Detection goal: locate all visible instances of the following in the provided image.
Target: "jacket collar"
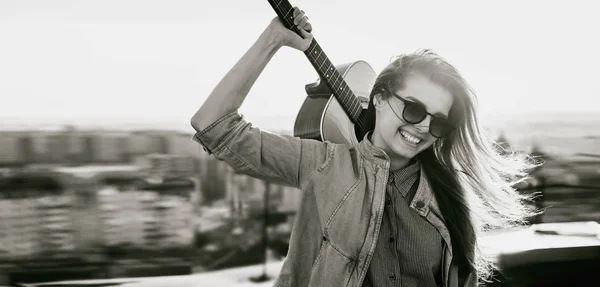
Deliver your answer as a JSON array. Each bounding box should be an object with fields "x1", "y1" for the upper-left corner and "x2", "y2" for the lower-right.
[
  {"x1": 358, "y1": 131, "x2": 443, "y2": 219},
  {"x1": 358, "y1": 131, "x2": 390, "y2": 167}
]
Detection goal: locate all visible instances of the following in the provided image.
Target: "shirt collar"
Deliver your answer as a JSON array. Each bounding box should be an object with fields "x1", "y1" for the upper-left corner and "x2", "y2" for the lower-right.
[{"x1": 389, "y1": 160, "x2": 420, "y2": 197}]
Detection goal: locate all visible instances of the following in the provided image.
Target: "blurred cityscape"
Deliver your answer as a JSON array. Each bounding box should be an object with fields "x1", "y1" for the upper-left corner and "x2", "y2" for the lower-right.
[
  {"x1": 0, "y1": 113, "x2": 598, "y2": 285},
  {"x1": 0, "y1": 125, "x2": 302, "y2": 285}
]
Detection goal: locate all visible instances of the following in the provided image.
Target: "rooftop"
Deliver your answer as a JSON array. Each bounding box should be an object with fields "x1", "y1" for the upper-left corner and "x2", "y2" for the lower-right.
[{"x1": 32, "y1": 260, "x2": 283, "y2": 287}]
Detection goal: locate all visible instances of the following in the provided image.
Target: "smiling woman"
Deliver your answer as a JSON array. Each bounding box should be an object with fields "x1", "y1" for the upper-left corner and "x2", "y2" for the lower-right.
[
  {"x1": 190, "y1": 3, "x2": 540, "y2": 286},
  {"x1": 362, "y1": 50, "x2": 540, "y2": 285}
]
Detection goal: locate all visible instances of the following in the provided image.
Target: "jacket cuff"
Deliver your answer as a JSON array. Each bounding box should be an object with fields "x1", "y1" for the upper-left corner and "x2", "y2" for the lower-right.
[{"x1": 191, "y1": 110, "x2": 242, "y2": 155}]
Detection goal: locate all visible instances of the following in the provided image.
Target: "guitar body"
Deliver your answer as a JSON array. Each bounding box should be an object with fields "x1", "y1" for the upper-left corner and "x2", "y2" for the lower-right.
[
  {"x1": 266, "y1": 0, "x2": 376, "y2": 145},
  {"x1": 293, "y1": 60, "x2": 377, "y2": 146}
]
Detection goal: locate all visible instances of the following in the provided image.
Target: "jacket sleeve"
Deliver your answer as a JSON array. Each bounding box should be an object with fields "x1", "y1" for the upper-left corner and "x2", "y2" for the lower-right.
[{"x1": 191, "y1": 110, "x2": 334, "y2": 188}]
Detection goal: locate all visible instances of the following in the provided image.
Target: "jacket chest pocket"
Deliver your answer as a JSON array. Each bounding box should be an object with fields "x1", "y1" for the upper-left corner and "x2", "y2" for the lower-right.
[
  {"x1": 322, "y1": 179, "x2": 371, "y2": 260},
  {"x1": 309, "y1": 239, "x2": 356, "y2": 287}
]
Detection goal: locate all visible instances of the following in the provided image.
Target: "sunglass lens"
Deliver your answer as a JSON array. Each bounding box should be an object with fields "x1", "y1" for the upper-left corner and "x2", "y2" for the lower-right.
[
  {"x1": 403, "y1": 102, "x2": 427, "y2": 124},
  {"x1": 430, "y1": 118, "x2": 453, "y2": 138}
]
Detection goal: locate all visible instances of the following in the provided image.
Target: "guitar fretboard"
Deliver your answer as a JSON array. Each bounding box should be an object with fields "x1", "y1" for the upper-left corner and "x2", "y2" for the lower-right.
[{"x1": 268, "y1": 0, "x2": 364, "y2": 126}]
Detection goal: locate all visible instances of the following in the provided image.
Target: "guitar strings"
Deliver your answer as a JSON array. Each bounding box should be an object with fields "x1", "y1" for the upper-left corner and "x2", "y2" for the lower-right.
[{"x1": 274, "y1": 0, "x2": 367, "y2": 134}]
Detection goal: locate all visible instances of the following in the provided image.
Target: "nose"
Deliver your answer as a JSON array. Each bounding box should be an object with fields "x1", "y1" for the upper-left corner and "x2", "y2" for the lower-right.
[{"x1": 414, "y1": 115, "x2": 431, "y2": 134}]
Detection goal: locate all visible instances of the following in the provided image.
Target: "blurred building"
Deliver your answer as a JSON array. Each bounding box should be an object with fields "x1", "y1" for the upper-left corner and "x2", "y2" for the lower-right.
[
  {"x1": 224, "y1": 165, "x2": 301, "y2": 220},
  {"x1": 0, "y1": 165, "x2": 197, "y2": 261},
  {"x1": 85, "y1": 167, "x2": 196, "y2": 250},
  {"x1": 0, "y1": 134, "x2": 21, "y2": 165},
  {"x1": 146, "y1": 193, "x2": 194, "y2": 247},
  {"x1": 166, "y1": 132, "x2": 204, "y2": 157},
  {"x1": 30, "y1": 133, "x2": 50, "y2": 163},
  {"x1": 36, "y1": 195, "x2": 76, "y2": 255},
  {"x1": 0, "y1": 172, "x2": 75, "y2": 259},
  {"x1": 189, "y1": 156, "x2": 227, "y2": 206},
  {"x1": 0, "y1": 198, "x2": 39, "y2": 258},
  {"x1": 87, "y1": 132, "x2": 129, "y2": 163},
  {"x1": 136, "y1": 153, "x2": 198, "y2": 179},
  {"x1": 98, "y1": 186, "x2": 146, "y2": 247},
  {"x1": 46, "y1": 133, "x2": 70, "y2": 163},
  {"x1": 0, "y1": 128, "x2": 206, "y2": 167},
  {"x1": 127, "y1": 132, "x2": 168, "y2": 159},
  {"x1": 97, "y1": 186, "x2": 194, "y2": 249}
]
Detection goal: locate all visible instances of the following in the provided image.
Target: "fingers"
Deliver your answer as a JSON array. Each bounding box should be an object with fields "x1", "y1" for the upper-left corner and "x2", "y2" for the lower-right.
[
  {"x1": 293, "y1": 6, "x2": 311, "y2": 32},
  {"x1": 298, "y1": 15, "x2": 309, "y2": 30},
  {"x1": 293, "y1": 6, "x2": 302, "y2": 18},
  {"x1": 303, "y1": 22, "x2": 312, "y2": 33},
  {"x1": 293, "y1": 7, "x2": 306, "y2": 25},
  {"x1": 285, "y1": 6, "x2": 313, "y2": 51}
]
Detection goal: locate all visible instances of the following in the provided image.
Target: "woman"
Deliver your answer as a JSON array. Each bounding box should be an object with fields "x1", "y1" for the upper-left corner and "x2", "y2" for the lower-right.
[{"x1": 191, "y1": 7, "x2": 536, "y2": 287}]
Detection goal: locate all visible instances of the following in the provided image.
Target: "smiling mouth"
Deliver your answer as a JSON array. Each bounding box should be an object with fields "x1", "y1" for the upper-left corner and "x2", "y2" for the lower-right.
[{"x1": 399, "y1": 129, "x2": 422, "y2": 144}]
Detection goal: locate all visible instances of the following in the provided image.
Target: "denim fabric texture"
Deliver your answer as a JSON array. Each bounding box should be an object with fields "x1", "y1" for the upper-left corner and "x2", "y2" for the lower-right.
[{"x1": 192, "y1": 110, "x2": 477, "y2": 287}]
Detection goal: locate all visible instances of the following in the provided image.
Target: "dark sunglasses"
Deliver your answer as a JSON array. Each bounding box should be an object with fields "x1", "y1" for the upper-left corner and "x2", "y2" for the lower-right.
[{"x1": 384, "y1": 90, "x2": 455, "y2": 138}]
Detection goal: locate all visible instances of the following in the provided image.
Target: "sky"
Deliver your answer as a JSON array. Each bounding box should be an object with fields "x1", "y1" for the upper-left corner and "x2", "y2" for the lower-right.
[{"x1": 1, "y1": 0, "x2": 599, "y2": 132}]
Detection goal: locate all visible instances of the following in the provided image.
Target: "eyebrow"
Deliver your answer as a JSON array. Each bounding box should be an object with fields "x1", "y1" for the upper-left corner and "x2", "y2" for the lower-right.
[{"x1": 402, "y1": 95, "x2": 449, "y2": 118}]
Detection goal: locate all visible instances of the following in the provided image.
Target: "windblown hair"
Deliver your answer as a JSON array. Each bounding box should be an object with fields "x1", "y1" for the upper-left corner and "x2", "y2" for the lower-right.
[{"x1": 364, "y1": 49, "x2": 539, "y2": 284}]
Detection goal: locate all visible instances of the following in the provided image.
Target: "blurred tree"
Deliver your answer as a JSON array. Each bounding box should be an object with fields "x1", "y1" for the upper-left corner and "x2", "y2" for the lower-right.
[{"x1": 200, "y1": 158, "x2": 226, "y2": 204}]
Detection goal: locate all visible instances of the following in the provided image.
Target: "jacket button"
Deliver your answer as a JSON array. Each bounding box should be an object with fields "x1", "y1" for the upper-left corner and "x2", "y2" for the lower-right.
[
  {"x1": 386, "y1": 199, "x2": 392, "y2": 206},
  {"x1": 416, "y1": 201, "x2": 425, "y2": 208},
  {"x1": 388, "y1": 236, "x2": 395, "y2": 243},
  {"x1": 389, "y1": 274, "x2": 396, "y2": 281}
]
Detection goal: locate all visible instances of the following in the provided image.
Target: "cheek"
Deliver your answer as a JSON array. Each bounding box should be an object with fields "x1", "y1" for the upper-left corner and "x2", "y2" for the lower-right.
[
  {"x1": 383, "y1": 111, "x2": 407, "y2": 128},
  {"x1": 421, "y1": 137, "x2": 437, "y2": 149},
  {"x1": 380, "y1": 113, "x2": 400, "y2": 132}
]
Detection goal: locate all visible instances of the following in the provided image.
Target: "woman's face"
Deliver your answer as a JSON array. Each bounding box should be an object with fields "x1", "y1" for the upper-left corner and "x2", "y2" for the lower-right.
[{"x1": 371, "y1": 74, "x2": 454, "y2": 162}]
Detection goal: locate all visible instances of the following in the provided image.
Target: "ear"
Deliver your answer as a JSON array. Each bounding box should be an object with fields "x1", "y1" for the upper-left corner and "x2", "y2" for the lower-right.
[{"x1": 372, "y1": 93, "x2": 384, "y2": 110}]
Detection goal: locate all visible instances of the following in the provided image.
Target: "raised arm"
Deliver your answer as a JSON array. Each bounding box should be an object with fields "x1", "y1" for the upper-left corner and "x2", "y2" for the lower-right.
[
  {"x1": 191, "y1": 9, "x2": 312, "y2": 131},
  {"x1": 190, "y1": 8, "x2": 333, "y2": 188}
]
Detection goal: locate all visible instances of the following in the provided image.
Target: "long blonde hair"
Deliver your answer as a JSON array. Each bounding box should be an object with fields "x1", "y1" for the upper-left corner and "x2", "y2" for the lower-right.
[{"x1": 364, "y1": 49, "x2": 538, "y2": 283}]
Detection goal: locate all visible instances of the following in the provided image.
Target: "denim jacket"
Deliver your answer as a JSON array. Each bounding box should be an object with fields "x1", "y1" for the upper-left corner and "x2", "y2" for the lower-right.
[{"x1": 192, "y1": 110, "x2": 477, "y2": 287}]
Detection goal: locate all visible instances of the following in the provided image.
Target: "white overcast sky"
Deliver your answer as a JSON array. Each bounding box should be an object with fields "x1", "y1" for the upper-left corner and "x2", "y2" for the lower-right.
[{"x1": 0, "y1": 0, "x2": 598, "y2": 130}]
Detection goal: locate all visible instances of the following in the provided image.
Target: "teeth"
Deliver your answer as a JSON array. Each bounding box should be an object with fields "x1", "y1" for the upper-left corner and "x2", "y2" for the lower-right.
[{"x1": 400, "y1": 130, "x2": 421, "y2": 144}]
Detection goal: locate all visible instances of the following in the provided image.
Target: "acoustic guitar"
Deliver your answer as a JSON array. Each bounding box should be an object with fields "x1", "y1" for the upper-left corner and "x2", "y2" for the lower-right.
[{"x1": 267, "y1": 0, "x2": 377, "y2": 146}]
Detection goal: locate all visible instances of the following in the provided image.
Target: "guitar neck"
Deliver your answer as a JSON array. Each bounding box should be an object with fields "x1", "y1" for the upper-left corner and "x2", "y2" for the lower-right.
[{"x1": 267, "y1": 0, "x2": 364, "y2": 125}]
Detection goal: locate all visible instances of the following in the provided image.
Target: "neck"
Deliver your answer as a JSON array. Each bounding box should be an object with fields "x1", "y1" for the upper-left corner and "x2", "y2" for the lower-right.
[
  {"x1": 369, "y1": 131, "x2": 412, "y2": 171},
  {"x1": 389, "y1": 156, "x2": 412, "y2": 171}
]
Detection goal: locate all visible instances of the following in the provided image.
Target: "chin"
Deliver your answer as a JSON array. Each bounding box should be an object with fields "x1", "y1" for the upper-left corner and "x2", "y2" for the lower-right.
[{"x1": 387, "y1": 138, "x2": 417, "y2": 160}]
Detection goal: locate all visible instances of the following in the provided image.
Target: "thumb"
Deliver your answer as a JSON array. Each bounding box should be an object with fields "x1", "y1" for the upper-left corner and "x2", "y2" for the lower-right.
[
  {"x1": 299, "y1": 28, "x2": 313, "y2": 47},
  {"x1": 288, "y1": 29, "x2": 313, "y2": 51}
]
